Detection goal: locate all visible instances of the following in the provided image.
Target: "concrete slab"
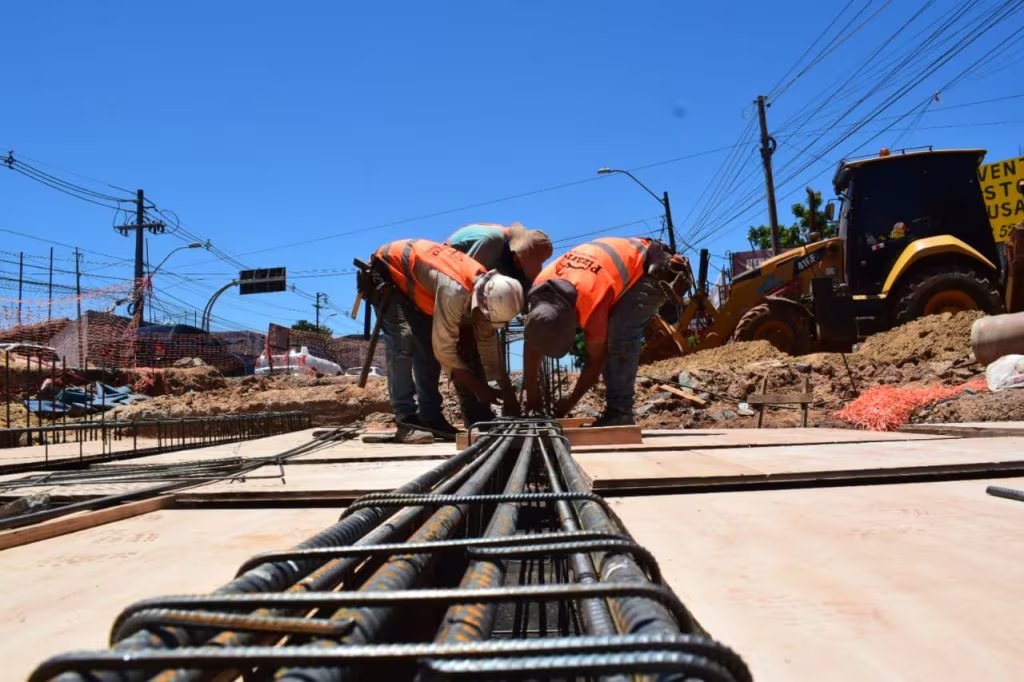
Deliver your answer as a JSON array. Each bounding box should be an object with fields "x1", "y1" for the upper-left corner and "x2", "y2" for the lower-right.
[
  {"x1": 0, "y1": 507, "x2": 342, "y2": 682},
  {"x1": 609, "y1": 477, "x2": 1024, "y2": 681}
]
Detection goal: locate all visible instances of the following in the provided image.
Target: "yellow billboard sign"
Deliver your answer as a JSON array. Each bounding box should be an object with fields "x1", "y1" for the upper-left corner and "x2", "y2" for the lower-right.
[{"x1": 979, "y1": 156, "x2": 1024, "y2": 242}]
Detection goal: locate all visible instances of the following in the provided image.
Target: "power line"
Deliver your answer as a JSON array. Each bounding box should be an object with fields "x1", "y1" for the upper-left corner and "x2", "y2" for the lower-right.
[{"x1": 234, "y1": 143, "x2": 746, "y2": 258}]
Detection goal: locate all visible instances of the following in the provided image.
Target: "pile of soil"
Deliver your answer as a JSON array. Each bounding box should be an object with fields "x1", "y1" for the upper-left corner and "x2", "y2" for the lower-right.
[
  {"x1": 121, "y1": 365, "x2": 227, "y2": 396},
  {"x1": 616, "y1": 311, "x2": 990, "y2": 430},
  {"x1": 855, "y1": 310, "x2": 982, "y2": 364},
  {"x1": 110, "y1": 374, "x2": 394, "y2": 426},
  {"x1": 914, "y1": 388, "x2": 1024, "y2": 423}
]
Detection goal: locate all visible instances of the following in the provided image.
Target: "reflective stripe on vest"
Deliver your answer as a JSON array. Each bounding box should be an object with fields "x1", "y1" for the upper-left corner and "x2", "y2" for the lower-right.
[
  {"x1": 534, "y1": 237, "x2": 650, "y2": 329},
  {"x1": 374, "y1": 239, "x2": 485, "y2": 315}
]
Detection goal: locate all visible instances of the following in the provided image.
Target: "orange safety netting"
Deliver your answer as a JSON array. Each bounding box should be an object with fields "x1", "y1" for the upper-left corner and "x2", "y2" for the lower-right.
[{"x1": 835, "y1": 378, "x2": 987, "y2": 431}]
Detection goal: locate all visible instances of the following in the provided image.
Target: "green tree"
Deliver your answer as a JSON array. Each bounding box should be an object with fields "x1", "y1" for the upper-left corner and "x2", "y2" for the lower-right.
[
  {"x1": 568, "y1": 330, "x2": 587, "y2": 369},
  {"x1": 747, "y1": 189, "x2": 836, "y2": 250},
  {"x1": 292, "y1": 319, "x2": 333, "y2": 336}
]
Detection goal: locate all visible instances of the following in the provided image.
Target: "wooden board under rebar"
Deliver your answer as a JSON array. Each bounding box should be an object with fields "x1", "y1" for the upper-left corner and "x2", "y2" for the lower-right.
[
  {"x1": 608, "y1": 477, "x2": 1024, "y2": 680},
  {"x1": 0, "y1": 507, "x2": 343, "y2": 682}
]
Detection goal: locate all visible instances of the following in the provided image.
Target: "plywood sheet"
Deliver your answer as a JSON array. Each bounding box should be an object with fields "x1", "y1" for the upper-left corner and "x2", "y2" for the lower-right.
[
  {"x1": 578, "y1": 436, "x2": 1024, "y2": 487},
  {"x1": 0, "y1": 507, "x2": 342, "y2": 682},
  {"x1": 610, "y1": 478, "x2": 1024, "y2": 681},
  {"x1": 0, "y1": 436, "x2": 156, "y2": 467},
  {"x1": 90, "y1": 428, "x2": 454, "y2": 466},
  {"x1": 181, "y1": 459, "x2": 439, "y2": 501}
]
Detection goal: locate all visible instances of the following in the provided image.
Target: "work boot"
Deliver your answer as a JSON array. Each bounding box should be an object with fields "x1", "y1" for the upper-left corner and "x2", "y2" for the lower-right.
[
  {"x1": 396, "y1": 414, "x2": 457, "y2": 442},
  {"x1": 591, "y1": 409, "x2": 635, "y2": 427},
  {"x1": 394, "y1": 423, "x2": 434, "y2": 444}
]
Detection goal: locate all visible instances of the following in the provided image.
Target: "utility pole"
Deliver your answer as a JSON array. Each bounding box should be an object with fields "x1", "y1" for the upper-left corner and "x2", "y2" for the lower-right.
[
  {"x1": 17, "y1": 252, "x2": 23, "y2": 326},
  {"x1": 662, "y1": 191, "x2": 678, "y2": 254},
  {"x1": 47, "y1": 247, "x2": 53, "y2": 321},
  {"x1": 74, "y1": 248, "x2": 83, "y2": 366},
  {"x1": 116, "y1": 189, "x2": 165, "y2": 328},
  {"x1": 756, "y1": 95, "x2": 782, "y2": 256},
  {"x1": 314, "y1": 292, "x2": 326, "y2": 330}
]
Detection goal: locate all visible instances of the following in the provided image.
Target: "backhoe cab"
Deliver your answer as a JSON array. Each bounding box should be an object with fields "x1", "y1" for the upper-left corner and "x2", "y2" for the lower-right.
[{"x1": 824, "y1": 148, "x2": 1003, "y2": 339}]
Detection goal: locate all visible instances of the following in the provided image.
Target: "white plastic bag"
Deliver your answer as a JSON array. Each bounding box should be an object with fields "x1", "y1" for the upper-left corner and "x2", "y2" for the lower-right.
[{"x1": 985, "y1": 354, "x2": 1024, "y2": 392}]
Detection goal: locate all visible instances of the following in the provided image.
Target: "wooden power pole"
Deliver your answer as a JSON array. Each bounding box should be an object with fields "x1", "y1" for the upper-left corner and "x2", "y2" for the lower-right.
[
  {"x1": 116, "y1": 189, "x2": 165, "y2": 327},
  {"x1": 756, "y1": 95, "x2": 781, "y2": 255}
]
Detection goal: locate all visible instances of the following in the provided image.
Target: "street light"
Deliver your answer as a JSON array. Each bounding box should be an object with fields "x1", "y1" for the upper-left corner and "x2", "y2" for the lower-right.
[
  {"x1": 597, "y1": 167, "x2": 679, "y2": 254},
  {"x1": 149, "y1": 242, "x2": 204, "y2": 278},
  {"x1": 131, "y1": 242, "x2": 204, "y2": 323}
]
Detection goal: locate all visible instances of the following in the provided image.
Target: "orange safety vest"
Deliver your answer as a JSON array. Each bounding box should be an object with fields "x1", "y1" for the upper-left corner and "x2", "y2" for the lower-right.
[
  {"x1": 374, "y1": 239, "x2": 485, "y2": 315},
  {"x1": 534, "y1": 237, "x2": 650, "y2": 329}
]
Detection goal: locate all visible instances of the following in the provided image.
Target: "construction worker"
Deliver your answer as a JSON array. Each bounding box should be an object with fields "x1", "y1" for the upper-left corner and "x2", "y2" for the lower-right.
[
  {"x1": 447, "y1": 222, "x2": 553, "y2": 291},
  {"x1": 522, "y1": 237, "x2": 690, "y2": 426},
  {"x1": 369, "y1": 239, "x2": 523, "y2": 441}
]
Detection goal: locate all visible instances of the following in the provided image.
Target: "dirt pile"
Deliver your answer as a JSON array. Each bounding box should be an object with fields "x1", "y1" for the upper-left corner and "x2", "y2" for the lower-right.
[
  {"x1": 122, "y1": 365, "x2": 227, "y2": 396},
  {"x1": 110, "y1": 374, "x2": 393, "y2": 426},
  {"x1": 623, "y1": 311, "x2": 991, "y2": 430},
  {"x1": 914, "y1": 387, "x2": 1024, "y2": 423},
  {"x1": 855, "y1": 310, "x2": 982, "y2": 365}
]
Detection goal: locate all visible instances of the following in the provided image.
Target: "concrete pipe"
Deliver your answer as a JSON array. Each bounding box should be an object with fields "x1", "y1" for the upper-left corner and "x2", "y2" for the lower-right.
[{"x1": 971, "y1": 311, "x2": 1024, "y2": 365}]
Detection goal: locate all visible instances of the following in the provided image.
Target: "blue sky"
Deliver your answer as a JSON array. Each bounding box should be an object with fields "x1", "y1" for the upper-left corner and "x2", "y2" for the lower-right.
[{"x1": 2, "y1": 1, "x2": 1022, "y2": 337}]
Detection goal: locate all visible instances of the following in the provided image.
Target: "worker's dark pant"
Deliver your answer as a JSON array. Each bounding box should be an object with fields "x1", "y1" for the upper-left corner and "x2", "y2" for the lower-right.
[
  {"x1": 604, "y1": 275, "x2": 666, "y2": 415},
  {"x1": 455, "y1": 326, "x2": 494, "y2": 428},
  {"x1": 378, "y1": 294, "x2": 443, "y2": 422}
]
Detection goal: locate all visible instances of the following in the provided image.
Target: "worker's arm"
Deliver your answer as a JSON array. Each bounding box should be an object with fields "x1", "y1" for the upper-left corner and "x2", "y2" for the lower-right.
[
  {"x1": 523, "y1": 343, "x2": 544, "y2": 414},
  {"x1": 554, "y1": 339, "x2": 606, "y2": 417},
  {"x1": 472, "y1": 311, "x2": 520, "y2": 415},
  {"x1": 451, "y1": 367, "x2": 500, "y2": 405},
  {"x1": 553, "y1": 299, "x2": 612, "y2": 417}
]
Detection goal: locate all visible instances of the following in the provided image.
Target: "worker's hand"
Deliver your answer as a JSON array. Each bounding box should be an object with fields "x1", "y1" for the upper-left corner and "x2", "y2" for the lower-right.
[{"x1": 553, "y1": 397, "x2": 574, "y2": 418}]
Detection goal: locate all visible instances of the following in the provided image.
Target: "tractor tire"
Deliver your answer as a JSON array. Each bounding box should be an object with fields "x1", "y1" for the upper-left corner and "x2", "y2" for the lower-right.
[
  {"x1": 892, "y1": 265, "x2": 1004, "y2": 326},
  {"x1": 733, "y1": 301, "x2": 812, "y2": 355}
]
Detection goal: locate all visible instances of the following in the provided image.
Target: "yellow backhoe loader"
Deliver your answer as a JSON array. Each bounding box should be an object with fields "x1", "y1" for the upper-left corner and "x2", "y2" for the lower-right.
[{"x1": 643, "y1": 148, "x2": 1020, "y2": 362}]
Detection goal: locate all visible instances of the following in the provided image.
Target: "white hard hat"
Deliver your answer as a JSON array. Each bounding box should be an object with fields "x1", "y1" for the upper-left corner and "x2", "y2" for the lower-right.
[{"x1": 472, "y1": 270, "x2": 524, "y2": 326}]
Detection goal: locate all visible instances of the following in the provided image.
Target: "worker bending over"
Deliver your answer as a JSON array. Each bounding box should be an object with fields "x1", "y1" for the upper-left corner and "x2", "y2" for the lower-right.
[
  {"x1": 447, "y1": 222, "x2": 553, "y2": 291},
  {"x1": 369, "y1": 239, "x2": 523, "y2": 441},
  {"x1": 523, "y1": 237, "x2": 690, "y2": 426}
]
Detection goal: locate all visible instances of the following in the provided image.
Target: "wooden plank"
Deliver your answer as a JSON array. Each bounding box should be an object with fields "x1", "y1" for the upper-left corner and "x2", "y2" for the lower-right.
[
  {"x1": 609, "y1": 478, "x2": 1024, "y2": 680},
  {"x1": 658, "y1": 384, "x2": 707, "y2": 406},
  {"x1": 558, "y1": 417, "x2": 595, "y2": 428},
  {"x1": 0, "y1": 496, "x2": 172, "y2": 551},
  {"x1": 563, "y1": 425, "x2": 643, "y2": 446},
  {"x1": 747, "y1": 392, "x2": 813, "y2": 405}
]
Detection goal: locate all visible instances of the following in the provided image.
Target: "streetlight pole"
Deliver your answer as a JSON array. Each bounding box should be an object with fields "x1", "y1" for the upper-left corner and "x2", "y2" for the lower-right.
[
  {"x1": 128, "y1": 242, "x2": 203, "y2": 322},
  {"x1": 597, "y1": 168, "x2": 679, "y2": 254}
]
